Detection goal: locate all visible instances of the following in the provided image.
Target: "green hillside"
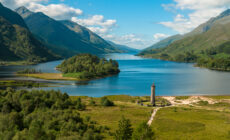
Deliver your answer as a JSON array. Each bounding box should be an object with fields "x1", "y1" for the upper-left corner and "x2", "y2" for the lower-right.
[
  {"x1": 60, "y1": 20, "x2": 122, "y2": 53},
  {"x1": 144, "y1": 34, "x2": 182, "y2": 50},
  {"x1": 139, "y1": 9, "x2": 230, "y2": 71},
  {"x1": 16, "y1": 7, "x2": 121, "y2": 57},
  {"x1": 0, "y1": 4, "x2": 59, "y2": 63}
]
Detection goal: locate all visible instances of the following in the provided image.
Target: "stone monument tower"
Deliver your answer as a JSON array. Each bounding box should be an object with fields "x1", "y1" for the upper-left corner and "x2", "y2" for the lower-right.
[{"x1": 151, "y1": 83, "x2": 156, "y2": 106}]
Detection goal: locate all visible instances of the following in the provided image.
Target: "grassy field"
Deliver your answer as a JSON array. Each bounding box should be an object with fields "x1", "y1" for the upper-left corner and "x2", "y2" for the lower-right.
[
  {"x1": 152, "y1": 107, "x2": 230, "y2": 140},
  {"x1": 71, "y1": 95, "x2": 154, "y2": 139},
  {"x1": 18, "y1": 73, "x2": 78, "y2": 80},
  {"x1": 69, "y1": 95, "x2": 230, "y2": 140}
]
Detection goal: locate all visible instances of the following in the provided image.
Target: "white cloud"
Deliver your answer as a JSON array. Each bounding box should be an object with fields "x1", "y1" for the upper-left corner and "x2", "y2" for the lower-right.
[
  {"x1": 71, "y1": 15, "x2": 116, "y2": 35},
  {"x1": 160, "y1": 0, "x2": 230, "y2": 34},
  {"x1": 28, "y1": 3, "x2": 82, "y2": 20},
  {"x1": 0, "y1": 0, "x2": 82, "y2": 20},
  {"x1": 105, "y1": 34, "x2": 154, "y2": 49}
]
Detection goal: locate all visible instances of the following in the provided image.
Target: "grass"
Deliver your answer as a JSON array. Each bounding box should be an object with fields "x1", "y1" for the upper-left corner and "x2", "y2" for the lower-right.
[
  {"x1": 0, "y1": 80, "x2": 49, "y2": 88},
  {"x1": 206, "y1": 96, "x2": 230, "y2": 100},
  {"x1": 70, "y1": 95, "x2": 153, "y2": 139},
  {"x1": 63, "y1": 72, "x2": 83, "y2": 79},
  {"x1": 18, "y1": 73, "x2": 78, "y2": 81},
  {"x1": 70, "y1": 95, "x2": 230, "y2": 139},
  {"x1": 175, "y1": 96, "x2": 190, "y2": 100},
  {"x1": 152, "y1": 107, "x2": 230, "y2": 140},
  {"x1": 0, "y1": 61, "x2": 37, "y2": 66}
]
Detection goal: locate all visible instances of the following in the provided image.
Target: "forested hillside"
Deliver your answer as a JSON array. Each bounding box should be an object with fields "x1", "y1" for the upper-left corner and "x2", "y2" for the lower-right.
[
  {"x1": 16, "y1": 7, "x2": 121, "y2": 57},
  {"x1": 0, "y1": 3, "x2": 59, "y2": 63}
]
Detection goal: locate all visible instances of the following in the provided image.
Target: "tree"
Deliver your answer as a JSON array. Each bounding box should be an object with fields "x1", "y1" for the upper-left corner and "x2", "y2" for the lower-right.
[
  {"x1": 114, "y1": 116, "x2": 133, "y2": 140},
  {"x1": 100, "y1": 97, "x2": 114, "y2": 106},
  {"x1": 132, "y1": 122, "x2": 155, "y2": 140}
]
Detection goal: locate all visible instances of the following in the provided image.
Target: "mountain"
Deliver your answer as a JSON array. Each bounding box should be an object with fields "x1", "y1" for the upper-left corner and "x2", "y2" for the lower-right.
[
  {"x1": 139, "y1": 9, "x2": 230, "y2": 71},
  {"x1": 0, "y1": 3, "x2": 27, "y2": 29},
  {"x1": 16, "y1": 7, "x2": 121, "y2": 57},
  {"x1": 142, "y1": 9, "x2": 230, "y2": 52},
  {"x1": 0, "y1": 3, "x2": 58, "y2": 63},
  {"x1": 144, "y1": 34, "x2": 182, "y2": 50},
  {"x1": 107, "y1": 40, "x2": 139, "y2": 53},
  {"x1": 60, "y1": 20, "x2": 122, "y2": 53}
]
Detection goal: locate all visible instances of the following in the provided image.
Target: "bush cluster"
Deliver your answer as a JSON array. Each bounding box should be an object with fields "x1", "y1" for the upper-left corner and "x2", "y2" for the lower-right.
[
  {"x1": 0, "y1": 88, "x2": 104, "y2": 140},
  {"x1": 57, "y1": 54, "x2": 120, "y2": 79}
]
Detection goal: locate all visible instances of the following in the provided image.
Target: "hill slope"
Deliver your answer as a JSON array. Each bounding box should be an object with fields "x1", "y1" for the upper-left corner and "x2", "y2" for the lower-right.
[
  {"x1": 143, "y1": 34, "x2": 183, "y2": 51},
  {"x1": 60, "y1": 20, "x2": 121, "y2": 53},
  {"x1": 0, "y1": 3, "x2": 27, "y2": 29},
  {"x1": 0, "y1": 3, "x2": 58, "y2": 63},
  {"x1": 16, "y1": 7, "x2": 121, "y2": 57},
  {"x1": 139, "y1": 9, "x2": 230, "y2": 71},
  {"x1": 107, "y1": 40, "x2": 139, "y2": 53}
]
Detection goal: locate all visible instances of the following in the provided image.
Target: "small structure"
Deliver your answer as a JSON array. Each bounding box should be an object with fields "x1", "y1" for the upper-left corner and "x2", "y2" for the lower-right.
[{"x1": 151, "y1": 83, "x2": 156, "y2": 106}]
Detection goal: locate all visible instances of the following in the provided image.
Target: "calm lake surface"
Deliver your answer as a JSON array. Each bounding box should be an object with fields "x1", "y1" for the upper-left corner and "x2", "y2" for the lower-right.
[{"x1": 0, "y1": 53, "x2": 230, "y2": 97}]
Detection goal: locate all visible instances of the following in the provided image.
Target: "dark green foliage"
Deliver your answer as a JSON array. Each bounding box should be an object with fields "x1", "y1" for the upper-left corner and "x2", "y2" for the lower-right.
[
  {"x1": 89, "y1": 98, "x2": 96, "y2": 106},
  {"x1": 114, "y1": 116, "x2": 133, "y2": 140},
  {"x1": 57, "y1": 54, "x2": 120, "y2": 80},
  {"x1": 17, "y1": 68, "x2": 42, "y2": 74},
  {"x1": 174, "y1": 51, "x2": 198, "y2": 63},
  {"x1": 0, "y1": 88, "x2": 104, "y2": 139},
  {"x1": 0, "y1": 3, "x2": 59, "y2": 63},
  {"x1": 132, "y1": 122, "x2": 155, "y2": 140},
  {"x1": 75, "y1": 98, "x2": 86, "y2": 110},
  {"x1": 100, "y1": 97, "x2": 114, "y2": 107}
]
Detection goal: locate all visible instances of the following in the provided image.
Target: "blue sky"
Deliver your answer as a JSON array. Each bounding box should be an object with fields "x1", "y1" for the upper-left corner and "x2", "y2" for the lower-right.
[{"x1": 1, "y1": 0, "x2": 230, "y2": 49}]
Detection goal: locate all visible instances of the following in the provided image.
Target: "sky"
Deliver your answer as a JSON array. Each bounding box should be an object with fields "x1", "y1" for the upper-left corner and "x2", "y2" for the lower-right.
[{"x1": 1, "y1": 0, "x2": 230, "y2": 49}]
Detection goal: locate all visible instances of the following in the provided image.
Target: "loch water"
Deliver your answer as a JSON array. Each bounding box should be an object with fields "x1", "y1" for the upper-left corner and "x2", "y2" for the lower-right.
[{"x1": 0, "y1": 53, "x2": 230, "y2": 97}]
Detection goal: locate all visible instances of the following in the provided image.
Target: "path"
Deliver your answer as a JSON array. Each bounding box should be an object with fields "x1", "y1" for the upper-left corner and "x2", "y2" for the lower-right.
[{"x1": 147, "y1": 107, "x2": 160, "y2": 126}]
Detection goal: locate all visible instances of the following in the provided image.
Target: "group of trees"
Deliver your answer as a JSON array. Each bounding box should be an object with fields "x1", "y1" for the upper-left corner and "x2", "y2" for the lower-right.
[
  {"x1": 114, "y1": 116, "x2": 155, "y2": 140},
  {"x1": 0, "y1": 88, "x2": 104, "y2": 139},
  {"x1": 197, "y1": 56, "x2": 230, "y2": 71},
  {"x1": 57, "y1": 54, "x2": 120, "y2": 79},
  {"x1": 0, "y1": 88, "x2": 156, "y2": 139}
]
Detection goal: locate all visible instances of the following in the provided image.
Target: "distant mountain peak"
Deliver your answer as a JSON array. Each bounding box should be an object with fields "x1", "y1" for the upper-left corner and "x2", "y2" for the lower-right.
[{"x1": 15, "y1": 6, "x2": 33, "y2": 18}]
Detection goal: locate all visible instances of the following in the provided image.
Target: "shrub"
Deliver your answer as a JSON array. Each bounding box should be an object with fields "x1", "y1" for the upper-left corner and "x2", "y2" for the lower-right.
[
  {"x1": 114, "y1": 116, "x2": 133, "y2": 140},
  {"x1": 100, "y1": 97, "x2": 114, "y2": 106}
]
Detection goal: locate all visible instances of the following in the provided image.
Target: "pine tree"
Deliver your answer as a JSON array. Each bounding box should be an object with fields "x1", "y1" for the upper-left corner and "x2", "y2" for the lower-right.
[{"x1": 114, "y1": 116, "x2": 133, "y2": 140}]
